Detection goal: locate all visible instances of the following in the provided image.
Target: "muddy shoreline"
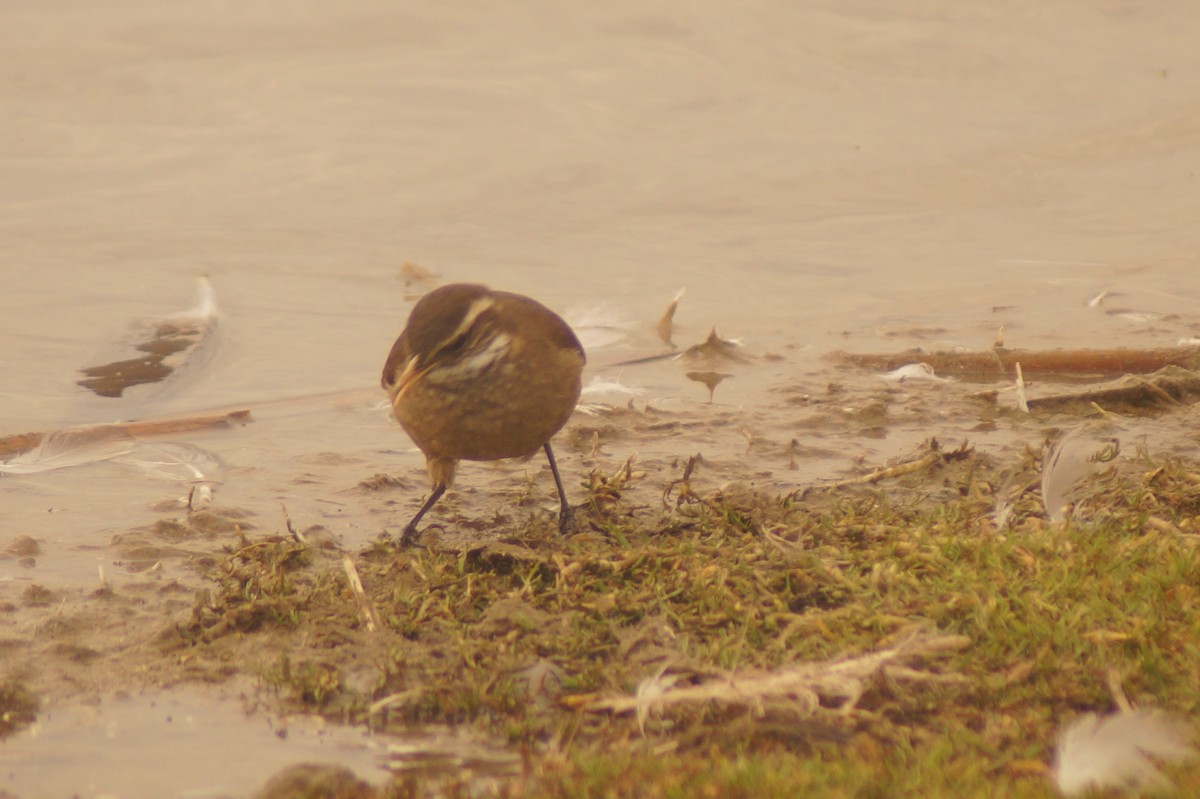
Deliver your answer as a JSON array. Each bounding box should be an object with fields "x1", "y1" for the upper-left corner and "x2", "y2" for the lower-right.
[{"x1": 4, "y1": 348, "x2": 1200, "y2": 796}]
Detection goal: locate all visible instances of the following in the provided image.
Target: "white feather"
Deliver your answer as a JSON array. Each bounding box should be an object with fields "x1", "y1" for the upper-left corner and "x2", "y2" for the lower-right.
[
  {"x1": 0, "y1": 428, "x2": 222, "y2": 486},
  {"x1": 566, "y1": 303, "x2": 636, "y2": 351},
  {"x1": 1052, "y1": 710, "x2": 1197, "y2": 796},
  {"x1": 1042, "y1": 427, "x2": 1120, "y2": 522},
  {"x1": 581, "y1": 375, "x2": 643, "y2": 397},
  {"x1": 1014, "y1": 362, "x2": 1029, "y2": 413},
  {"x1": 168, "y1": 275, "x2": 219, "y2": 321},
  {"x1": 0, "y1": 426, "x2": 135, "y2": 475},
  {"x1": 880, "y1": 363, "x2": 945, "y2": 382},
  {"x1": 112, "y1": 442, "x2": 223, "y2": 483},
  {"x1": 634, "y1": 668, "x2": 682, "y2": 736}
]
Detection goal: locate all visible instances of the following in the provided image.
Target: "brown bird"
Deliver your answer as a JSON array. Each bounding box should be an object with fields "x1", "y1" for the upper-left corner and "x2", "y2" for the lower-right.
[{"x1": 381, "y1": 283, "x2": 586, "y2": 544}]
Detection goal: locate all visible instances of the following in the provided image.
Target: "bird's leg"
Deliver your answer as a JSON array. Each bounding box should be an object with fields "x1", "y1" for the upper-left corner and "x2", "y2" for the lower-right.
[
  {"x1": 543, "y1": 442, "x2": 573, "y2": 534},
  {"x1": 400, "y1": 483, "x2": 446, "y2": 546}
]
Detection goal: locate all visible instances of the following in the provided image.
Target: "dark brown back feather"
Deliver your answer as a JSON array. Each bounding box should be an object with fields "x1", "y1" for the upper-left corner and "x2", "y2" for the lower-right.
[
  {"x1": 493, "y1": 290, "x2": 586, "y2": 363},
  {"x1": 380, "y1": 330, "x2": 411, "y2": 389}
]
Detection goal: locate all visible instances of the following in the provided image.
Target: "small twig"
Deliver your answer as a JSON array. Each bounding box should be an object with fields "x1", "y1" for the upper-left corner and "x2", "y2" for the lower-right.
[
  {"x1": 1106, "y1": 668, "x2": 1133, "y2": 714},
  {"x1": 281, "y1": 504, "x2": 304, "y2": 543},
  {"x1": 1132, "y1": 375, "x2": 1181, "y2": 406},
  {"x1": 369, "y1": 688, "x2": 425, "y2": 716},
  {"x1": 822, "y1": 451, "x2": 941, "y2": 490},
  {"x1": 342, "y1": 554, "x2": 382, "y2": 633},
  {"x1": 663, "y1": 454, "x2": 704, "y2": 508}
]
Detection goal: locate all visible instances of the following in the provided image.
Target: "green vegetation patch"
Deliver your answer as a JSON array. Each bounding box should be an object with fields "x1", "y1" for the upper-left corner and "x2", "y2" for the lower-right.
[{"x1": 181, "y1": 444, "x2": 1200, "y2": 797}]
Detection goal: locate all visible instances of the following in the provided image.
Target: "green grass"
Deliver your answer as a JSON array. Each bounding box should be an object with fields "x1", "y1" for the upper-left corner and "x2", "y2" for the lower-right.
[{"x1": 184, "y1": 446, "x2": 1200, "y2": 797}]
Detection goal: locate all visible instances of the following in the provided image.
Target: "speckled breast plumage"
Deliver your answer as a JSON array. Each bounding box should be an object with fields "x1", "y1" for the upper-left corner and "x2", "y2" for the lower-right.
[
  {"x1": 393, "y1": 331, "x2": 582, "y2": 462},
  {"x1": 382, "y1": 284, "x2": 585, "y2": 466}
]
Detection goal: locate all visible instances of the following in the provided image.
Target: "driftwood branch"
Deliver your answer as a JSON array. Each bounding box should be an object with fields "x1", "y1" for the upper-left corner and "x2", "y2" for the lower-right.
[
  {"x1": 0, "y1": 409, "x2": 251, "y2": 460},
  {"x1": 832, "y1": 346, "x2": 1200, "y2": 382}
]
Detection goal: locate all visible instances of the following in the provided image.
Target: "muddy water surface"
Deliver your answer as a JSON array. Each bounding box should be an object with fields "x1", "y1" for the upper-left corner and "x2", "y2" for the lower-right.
[{"x1": 2, "y1": 1, "x2": 1200, "y2": 796}]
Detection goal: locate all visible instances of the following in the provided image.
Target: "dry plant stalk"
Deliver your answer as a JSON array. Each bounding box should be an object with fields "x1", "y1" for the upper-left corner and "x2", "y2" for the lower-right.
[
  {"x1": 662, "y1": 453, "x2": 704, "y2": 508},
  {"x1": 1014, "y1": 362, "x2": 1029, "y2": 413},
  {"x1": 823, "y1": 451, "x2": 942, "y2": 489},
  {"x1": 810, "y1": 439, "x2": 974, "y2": 492},
  {"x1": 587, "y1": 628, "x2": 969, "y2": 722},
  {"x1": 342, "y1": 554, "x2": 382, "y2": 633}
]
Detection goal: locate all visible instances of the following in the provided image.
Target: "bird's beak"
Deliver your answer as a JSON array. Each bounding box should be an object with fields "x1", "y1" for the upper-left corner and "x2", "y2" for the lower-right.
[{"x1": 393, "y1": 357, "x2": 423, "y2": 400}]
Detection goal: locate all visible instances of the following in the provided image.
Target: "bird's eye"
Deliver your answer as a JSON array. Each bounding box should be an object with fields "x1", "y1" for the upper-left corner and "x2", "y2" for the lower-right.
[
  {"x1": 433, "y1": 321, "x2": 487, "y2": 362},
  {"x1": 429, "y1": 333, "x2": 462, "y2": 360}
]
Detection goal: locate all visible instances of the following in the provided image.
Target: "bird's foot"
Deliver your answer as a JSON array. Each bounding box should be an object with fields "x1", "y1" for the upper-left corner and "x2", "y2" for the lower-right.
[
  {"x1": 557, "y1": 504, "x2": 577, "y2": 535},
  {"x1": 397, "y1": 523, "x2": 425, "y2": 548}
]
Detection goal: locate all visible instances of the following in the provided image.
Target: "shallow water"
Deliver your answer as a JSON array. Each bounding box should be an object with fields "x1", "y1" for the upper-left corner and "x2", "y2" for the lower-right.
[
  {"x1": 1, "y1": 685, "x2": 392, "y2": 798},
  {"x1": 2, "y1": 1, "x2": 1200, "y2": 794}
]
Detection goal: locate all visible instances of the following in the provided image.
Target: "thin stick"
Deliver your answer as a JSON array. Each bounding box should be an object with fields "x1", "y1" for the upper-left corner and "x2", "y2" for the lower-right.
[
  {"x1": 0, "y1": 409, "x2": 251, "y2": 459},
  {"x1": 1106, "y1": 668, "x2": 1133, "y2": 713},
  {"x1": 1014, "y1": 362, "x2": 1029, "y2": 413},
  {"x1": 342, "y1": 554, "x2": 382, "y2": 633},
  {"x1": 822, "y1": 451, "x2": 941, "y2": 490}
]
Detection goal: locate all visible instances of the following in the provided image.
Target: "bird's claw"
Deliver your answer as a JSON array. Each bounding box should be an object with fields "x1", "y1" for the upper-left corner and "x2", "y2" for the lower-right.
[
  {"x1": 557, "y1": 504, "x2": 577, "y2": 535},
  {"x1": 397, "y1": 525, "x2": 426, "y2": 549}
]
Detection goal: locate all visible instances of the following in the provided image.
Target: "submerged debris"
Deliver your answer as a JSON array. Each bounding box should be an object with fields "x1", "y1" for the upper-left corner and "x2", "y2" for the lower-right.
[
  {"x1": 682, "y1": 327, "x2": 751, "y2": 363},
  {"x1": 77, "y1": 276, "x2": 219, "y2": 398},
  {"x1": 685, "y1": 370, "x2": 732, "y2": 403},
  {"x1": 253, "y1": 764, "x2": 375, "y2": 799},
  {"x1": 0, "y1": 679, "x2": 39, "y2": 739}
]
